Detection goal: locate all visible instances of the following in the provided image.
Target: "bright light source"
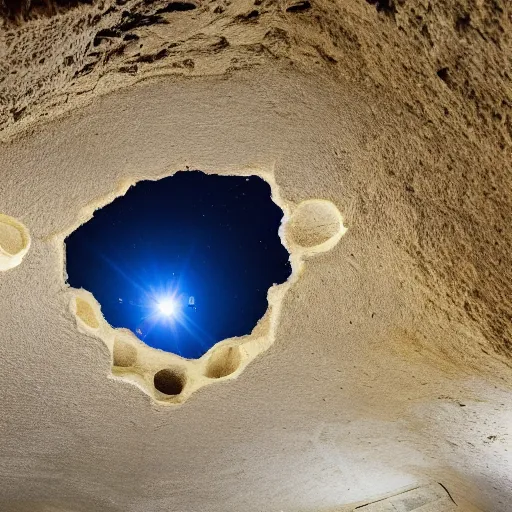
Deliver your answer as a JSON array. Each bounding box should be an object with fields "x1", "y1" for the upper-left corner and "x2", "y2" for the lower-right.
[{"x1": 157, "y1": 298, "x2": 177, "y2": 317}]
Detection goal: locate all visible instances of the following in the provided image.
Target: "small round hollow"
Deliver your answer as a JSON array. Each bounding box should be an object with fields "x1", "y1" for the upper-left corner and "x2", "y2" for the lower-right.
[
  {"x1": 75, "y1": 297, "x2": 100, "y2": 329},
  {"x1": 0, "y1": 214, "x2": 31, "y2": 271},
  {"x1": 153, "y1": 368, "x2": 186, "y2": 395},
  {"x1": 287, "y1": 200, "x2": 342, "y2": 249},
  {"x1": 205, "y1": 346, "x2": 242, "y2": 379},
  {"x1": 113, "y1": 338, "x2": 137, "y2": 367}
]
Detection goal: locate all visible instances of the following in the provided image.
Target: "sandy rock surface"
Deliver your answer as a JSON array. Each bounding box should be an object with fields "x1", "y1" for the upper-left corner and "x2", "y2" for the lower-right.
[{"x1": 0, "y1": 1, "x2": 511, "y2": 512}]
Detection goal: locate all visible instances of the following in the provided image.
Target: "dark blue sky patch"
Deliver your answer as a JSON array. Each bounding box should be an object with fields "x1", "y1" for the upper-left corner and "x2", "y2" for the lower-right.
[{"x1": 65, "y1": 171, "x2": 291, "y2": 359}]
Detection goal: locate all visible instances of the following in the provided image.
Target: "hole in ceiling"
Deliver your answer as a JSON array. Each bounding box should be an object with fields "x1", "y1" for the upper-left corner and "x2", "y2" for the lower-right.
[
  {"x1": 154, "y1": 368, "x2": 185, "y2": 395},
  {"x1": 65, "y1": 171, "x2": 291, "y2": 359}
]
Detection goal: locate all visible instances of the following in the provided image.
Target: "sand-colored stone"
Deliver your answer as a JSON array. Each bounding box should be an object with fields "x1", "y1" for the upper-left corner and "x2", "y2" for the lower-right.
[
  {"x1": 0, "y1": 1, "x2": 510, "y2": 511},
  {"x1": 0, "y1": 214, "x2": 31, "y2": 271}
]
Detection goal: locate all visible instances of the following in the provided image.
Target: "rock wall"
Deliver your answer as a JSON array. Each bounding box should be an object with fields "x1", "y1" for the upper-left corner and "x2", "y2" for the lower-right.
[
  {"x1": 0, "y1": 1, "x2": 511, "y2": 511},
  {"x1": 1, "y1": 0, "x2": 510, "y2": 363}
]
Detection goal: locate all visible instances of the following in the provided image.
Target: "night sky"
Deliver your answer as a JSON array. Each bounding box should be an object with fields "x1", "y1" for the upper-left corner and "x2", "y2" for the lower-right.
[{"x1": 65, "y1": 171, "x2": 291, "y2": 359}]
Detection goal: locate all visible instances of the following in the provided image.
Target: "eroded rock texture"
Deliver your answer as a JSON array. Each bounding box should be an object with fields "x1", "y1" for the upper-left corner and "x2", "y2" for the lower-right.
[
  {"x1": 2, "y1": 0, "x2": 509, "y2": 361},
  {"x1": 0, "y1": 1, "x2": 511, "y2": 511}
]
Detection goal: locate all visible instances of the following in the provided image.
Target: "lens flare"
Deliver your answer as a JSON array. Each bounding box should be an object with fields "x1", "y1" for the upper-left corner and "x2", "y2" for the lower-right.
[{"x1": 157, "y1": 298, "x2": 177, "y2": 317}]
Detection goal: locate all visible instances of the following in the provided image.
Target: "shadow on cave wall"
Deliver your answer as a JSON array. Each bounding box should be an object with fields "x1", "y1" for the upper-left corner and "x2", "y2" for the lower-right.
[{"x1": 0, "y1": 0, "x2": 94, "y2": 21}]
